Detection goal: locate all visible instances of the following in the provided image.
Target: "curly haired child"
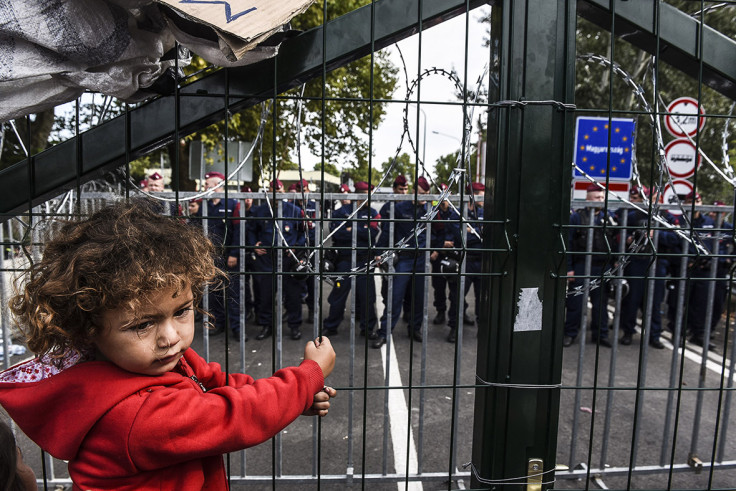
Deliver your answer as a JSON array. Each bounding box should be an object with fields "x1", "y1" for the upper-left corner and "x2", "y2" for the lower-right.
[{"x1": 0, "y1": 200, "x2": 336, "y2": 490}]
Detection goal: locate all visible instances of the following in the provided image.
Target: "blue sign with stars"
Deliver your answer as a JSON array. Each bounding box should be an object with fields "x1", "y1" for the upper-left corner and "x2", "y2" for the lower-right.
[{"x1": 573, "y1": 117, "x2": 635, "y2": 180}]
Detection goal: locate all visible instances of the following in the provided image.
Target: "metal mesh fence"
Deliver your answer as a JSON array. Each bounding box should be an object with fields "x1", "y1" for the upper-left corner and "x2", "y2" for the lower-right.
[{"x1": 0, "y1": 1, "x2": 735, "y2": 490}]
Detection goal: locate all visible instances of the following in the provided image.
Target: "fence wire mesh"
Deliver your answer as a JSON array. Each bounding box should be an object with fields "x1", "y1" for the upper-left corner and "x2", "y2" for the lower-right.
[{"x1": 0, "y1": 1, "x2": 735, "y2": 490}]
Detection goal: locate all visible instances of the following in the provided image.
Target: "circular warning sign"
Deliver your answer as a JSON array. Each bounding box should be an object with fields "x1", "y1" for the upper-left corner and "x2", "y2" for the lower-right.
[
  {"x1": 664, "y1": 97, "x2": 705, "y2": 138},
  {"x1": 664, "y1": 139, "x2": 701, "y2": 178},
  {"x1": 662, "y1": 179, "x2": 694, "y2": 215}
]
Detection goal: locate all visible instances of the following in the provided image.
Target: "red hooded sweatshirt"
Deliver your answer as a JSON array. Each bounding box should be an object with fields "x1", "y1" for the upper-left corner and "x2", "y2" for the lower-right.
[{"x1": 0, "y1": 348, "x2": 324, "y2": 490}]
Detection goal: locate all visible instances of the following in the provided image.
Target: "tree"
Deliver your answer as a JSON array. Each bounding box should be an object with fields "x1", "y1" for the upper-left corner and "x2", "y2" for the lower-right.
[
  {"x1": 573, "y1": 6, "x2": 736, "y2": 203},
  {"x1": 183, "y1": 0, "x2": 398, "y2": 191},
  {"x1": 479, "y1": 4, "x2": 736, "y2": 203}
]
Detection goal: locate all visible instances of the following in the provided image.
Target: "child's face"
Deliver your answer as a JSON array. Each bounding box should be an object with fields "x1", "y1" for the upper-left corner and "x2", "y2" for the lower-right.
[{"x1": 93, "y1": 286, "x2": 195, "y2": 376}]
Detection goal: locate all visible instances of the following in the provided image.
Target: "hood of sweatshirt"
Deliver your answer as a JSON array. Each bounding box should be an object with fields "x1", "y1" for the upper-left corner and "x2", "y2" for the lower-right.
[{"x1": 0, "y1": 351, "x2": 184, "y2": 461}]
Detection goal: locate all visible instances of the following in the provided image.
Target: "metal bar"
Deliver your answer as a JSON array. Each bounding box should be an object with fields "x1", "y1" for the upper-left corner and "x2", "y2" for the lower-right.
[
  {"x1": 0, "y1": 0, "x2": 489, "y2": 220},
  {"x1": 381, "y1": 202, "x2": 395, "y2": 476},
  {"x1": 347, "y1": 202, "x2": 357, "y2": 477},
  {"x1": 690, "y1": 213, "x2": 724, "y2": 458},
  {"x1": 471, "y1": 1, "x2": 575, "y2": 487},
  {"x1": 600, "y1": 211, "x2": 628, "y2": 469},
  {"x1": 418, "y1": 219, "x2": 428, "y2": 475},
  {"x1": 717, "y1": 270, "x2": 736, "y2": 462},
  {"x1": 577, "y1": 0, "x2": 736, "y2": 100},
  {"x1": 660, "y1": 236, "x2": 690, "y2": 467},
  {"x1": 275, "y1": 198, "x2": 284, "y2": 478},
  {"x1": 568, "y1": 208, "x2": 596, "y2": 470}
]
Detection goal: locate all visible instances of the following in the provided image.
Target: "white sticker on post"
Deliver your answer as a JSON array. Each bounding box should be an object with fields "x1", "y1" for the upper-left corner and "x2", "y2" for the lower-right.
[{"x1": 513, "y1": 288, "x2": 543, "y2": 332}]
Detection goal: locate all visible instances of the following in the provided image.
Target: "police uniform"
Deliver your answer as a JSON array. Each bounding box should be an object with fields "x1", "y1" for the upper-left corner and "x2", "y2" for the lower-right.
[
  {"x1": 323, "y1": 184, "x2": 380, "y2": 337},
  {"x1": 461, "y1": 195, "x2": 484, "y2": 328},
  {"x1": 683, "y1": 208, "x2": 719, "y2": 346},
  {"x1": 204, "y1": 197, "x2": 242, "y2": 337},
  {"x1": 617, "y1": 205, "x2": 679, "y2": 348},
  {"x1": 241, "y1": 188, "x2": 258, "y2": 321},
  {"x1": 246, "y1": 196, "x2": 306, "y2": 340},
  {"x1": 297, "y1": 185, "x2": 318, "y2": 321},
  {"x1": 430, "y1": 203, "x2": 461, "y2": 337},
  {"x1": 374, "y1": 196, "x2": 428, "y2": 346},
  {"x1": 564, "y1": 205, "x2": 618, "y2": 345},
  {"x1": 379, "y1": 175, "x2": 412, "y2": 322}
]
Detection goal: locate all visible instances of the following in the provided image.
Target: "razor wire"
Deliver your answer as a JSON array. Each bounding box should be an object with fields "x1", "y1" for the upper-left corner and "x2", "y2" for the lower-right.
[
  {"x1": 721, "y1": 103, "x2": 735, "y2": 182},
  {"x1": 300, "y1": 48, "x2": 490, "y2": 272},
  {"x1": 657, "y1": 92, "x2": 736, "y2": 187},
  {"x1": 565, "y1": 54, "x2": 722, "y2": 297}
]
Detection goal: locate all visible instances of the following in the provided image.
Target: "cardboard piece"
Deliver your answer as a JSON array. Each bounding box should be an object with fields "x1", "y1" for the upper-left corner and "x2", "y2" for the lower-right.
[{"x1": 157, "y1": 0, "x2": 315, "y2": 61}]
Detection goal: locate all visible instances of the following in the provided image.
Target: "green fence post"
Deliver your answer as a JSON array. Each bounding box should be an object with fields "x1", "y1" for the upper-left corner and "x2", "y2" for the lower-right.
[{"x1": 471, "y1": 1, "x2": 576, "y2": 489}]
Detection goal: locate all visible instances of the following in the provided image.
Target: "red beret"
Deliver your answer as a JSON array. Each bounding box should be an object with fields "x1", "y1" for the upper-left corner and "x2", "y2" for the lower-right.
[
  {"x1": 149, "y1": 172, "x2": 163, "y2": 180},
  {"x1": 270, "y1": 179, "x2": 283, "y2": 189},
  {"x1": 468, "y1": 182, "x2": 485, "y2": 193},
  {"x1": 416, "y1": 176, "x2": 430, "y2": 191},
  {"x1": 685, "y1": 191, "x2": 701, "y2": 201},
  {"x1": 140, "y1": 179, "x2": 148, "y2": 188},
  {"x1": 339, "y1": 184, "x2": 351, "y2": 193},
  {"x1": 241, "y1": 186, "x2": 252, "y2": 193},
  {"x1": 204, "y1": 171, "x2": 225, "y2": 180},
  {"x1": 439, "y1": 182, "x2": 449, "y2": 191},
  {"x1": 586, "y1": 184, "x2": 602, "y2": 192},
  {"x1": 630, "y1": 185, "x2": 649, "y2": 197},
  {"x1": 354, "y1": 181, "x2": 373, "y2": 191},
  {"x1": 394, "y1": 175, "x2": 408, "y2": 186},
  {"x1": 714, "y1": 200, "x2": 726, "y2": 206},
  {"x1": 288, "y1": 183, "x2": 298, "y2": 192},
  {"x1": 189, "y1": 198, "x2": 202, "y2": 204}
]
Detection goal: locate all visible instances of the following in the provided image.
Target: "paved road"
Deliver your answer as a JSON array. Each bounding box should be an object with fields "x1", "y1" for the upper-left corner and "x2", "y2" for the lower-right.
[{"x1": 2, "y1": 282, "x2": 735, "y2": 490}]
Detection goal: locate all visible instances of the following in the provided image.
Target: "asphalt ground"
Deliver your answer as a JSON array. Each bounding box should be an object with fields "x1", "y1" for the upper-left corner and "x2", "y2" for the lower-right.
[{"x1": 2, "y1": 282, "x2": 736, "y2": 490}]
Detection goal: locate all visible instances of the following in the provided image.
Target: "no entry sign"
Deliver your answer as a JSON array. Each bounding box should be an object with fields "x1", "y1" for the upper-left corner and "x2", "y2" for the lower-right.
[
  {"x1": 664, "y1": 139, "x2": 701, "y2": 178},
  {"x1": 662, "y1": 179, "x2": 694, "y2": 215},
  {"x1": 664, "y1": 97, "x2": 706, "y2": 138}
]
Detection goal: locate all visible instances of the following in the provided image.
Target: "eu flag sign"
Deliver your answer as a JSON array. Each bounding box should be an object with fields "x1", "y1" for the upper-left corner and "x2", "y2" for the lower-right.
[{"x1": 573, "y1": 117, "x2": 635, "y2": 180}]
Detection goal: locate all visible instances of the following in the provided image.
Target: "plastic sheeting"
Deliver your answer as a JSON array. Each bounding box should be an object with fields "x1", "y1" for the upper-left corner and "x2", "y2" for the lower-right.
[{"x1": 0, "y1": 0, "x2": 313, "y2": 122}]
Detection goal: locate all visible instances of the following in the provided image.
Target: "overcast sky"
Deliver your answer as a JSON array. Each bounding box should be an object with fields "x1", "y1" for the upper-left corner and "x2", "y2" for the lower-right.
[{"x1": 301, "y1": 4, "x2": 493, "y2": 179}]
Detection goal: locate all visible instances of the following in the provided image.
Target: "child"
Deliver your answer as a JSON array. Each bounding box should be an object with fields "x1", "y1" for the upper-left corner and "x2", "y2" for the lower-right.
[
  {"x1": 0, "y1": 419, "x2": 38, "y2": 491},
  {"x1": 0, "y1": 200, "x2": 336, "y2": 490}
]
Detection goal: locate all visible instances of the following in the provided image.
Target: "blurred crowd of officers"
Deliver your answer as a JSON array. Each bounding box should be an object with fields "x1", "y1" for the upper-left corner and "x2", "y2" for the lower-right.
[
  {"x1": 564, "y1": 184, "x2": 734, "y2": 352},
  {"x1": 145, "y1": 172, "x2": 487, "y2": 348}
]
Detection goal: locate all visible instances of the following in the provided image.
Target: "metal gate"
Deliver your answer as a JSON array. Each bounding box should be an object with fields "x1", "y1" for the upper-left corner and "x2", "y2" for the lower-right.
[{"x1": 1, "y1": 1, "x2": 735, "y2": 490}]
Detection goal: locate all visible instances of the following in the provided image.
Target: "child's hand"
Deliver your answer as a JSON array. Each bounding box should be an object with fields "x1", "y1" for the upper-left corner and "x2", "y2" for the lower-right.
[
  {"x1": 302, "y1": 386, "x2": 337, "y2": 417},
  {"x1": 304, "y1": 336, "x2": 336, "y2": 378}
]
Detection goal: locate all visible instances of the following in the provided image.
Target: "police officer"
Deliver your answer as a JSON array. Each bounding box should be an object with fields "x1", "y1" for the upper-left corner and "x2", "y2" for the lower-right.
[
  {"x1": 373, "y1": 176, "x2": 431, "y2": 348},
  {"x1": 682, "y1": 191, "x2": 720, "y2": 349},
  {"x1": 201, "y1": 171, "x2": 242, "y2": 339},
  {"x1": 461, "y1": 182, "x2": 485, "y2": 331},
  {"x1": 379, "y1": 175, "x2": 412, "y2": 323},
  {"x1": 241, "y1": 186, "x2": 258, "y2": 323},
  {"x1": 246, "y1": 179, "x2": 306, "y2": 340},
  {"x1": 296, "y1": 179, "x2": 318, "y2": 323},
  {"x1": 617, "y1": 186, "x2": 678, "y2": 349},
  {"x1": 147, "y1": 172, "x2": 165, "y2": 192},
  {"x1": 563, "y1": 184, "x2": 617, "y2": 348},
  {"x1": 323, "y1": 181, "x2": 380, "y2": 338},
  {"x1": 430, "y1": 183, "x2": 462, "y2": 342}
]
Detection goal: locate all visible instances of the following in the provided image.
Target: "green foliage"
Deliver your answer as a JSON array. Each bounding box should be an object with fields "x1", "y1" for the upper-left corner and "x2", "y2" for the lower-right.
[
  {"x1": 435, "y1": 151, "x2": 460, "y2": 186},
  {"x1": 377, "y1": 152, "x2": 415, "y2": 185},
  {"x1": 575, "y1": 9, "x2": 736, "y2": 203},
  {"x1": 314, "y1": 161, "x2": 340, "y2": 177},
  {"x1": 182, "y1": 0, "x2": 398, "y2": 188}
]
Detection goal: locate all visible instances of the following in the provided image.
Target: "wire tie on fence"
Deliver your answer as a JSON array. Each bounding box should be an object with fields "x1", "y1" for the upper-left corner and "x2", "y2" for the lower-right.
[
  {"x1": 489, "y1": 99, "x2": 576, "y2": 111},
  {"x1": 475, "y1": 375, "x2": 561, "y2": 390},
  {"x1": 462, "y1": 461, "x2": 557, "y2": 486}
]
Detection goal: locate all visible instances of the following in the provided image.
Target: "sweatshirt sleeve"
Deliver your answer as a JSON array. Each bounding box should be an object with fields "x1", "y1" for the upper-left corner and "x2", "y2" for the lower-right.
[{"x1": 125, "y1": 359, "x2": 324, "y2": 471}]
